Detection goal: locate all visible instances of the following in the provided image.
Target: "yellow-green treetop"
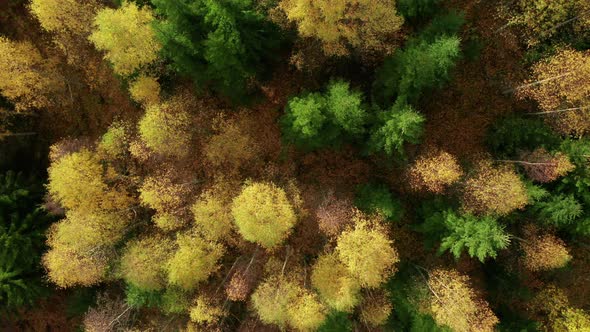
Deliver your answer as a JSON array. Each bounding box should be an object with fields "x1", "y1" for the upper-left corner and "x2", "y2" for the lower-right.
[
  {"x1": 42, "y1": 245, "x2": 109, "y2": 288},
  {"x1": 129, "y1": 75, "x2": 161, "y2": 106},
  {"x1": 192, "y1": 190, "x2": 234, "y2": 242},
  {"x1": 120, "y1": 235, "x2": 175, "y2": 290},
  {"x1": 359, "y1": 290, "x2": 393, "y2": 327},
  {"x1": 231, "y1": 182, "x2": 297, "y2": 249},
  {"x1": 278, "y1": 0, "x2": 404, "y2": 56},
  {"x1": 88, "y1": 1, "x2": 161, "y2": 75},
  {"x1": 286, "y1": 289, "x2": 327, "y2": 331},
  {"x1": 461, "y1": 160, "x2": 528, "y2": 216},
  {"x1": 47, "y1": 149, "x2": 133, "y2": 213},
  {"x1": 47, "y1": 210, "x2": 129, "y2": 252},
  {"x1": 98, "y1": 121, "x2": 130, "y2": 159},
  {"x1": 251, "y1": 275, "x2": 300, "y2": 328},
  {"x1": 152, "y1": 212, "x2": 185, "y2": 232},
  {"x1": 0, "y1": 37, "x2": 64, "y2": 111},
  {"x1": 427, "y1": 268, "x2": 499, "y2": 332},
  {"x1": 511, "y1": 0, "x2": 590, "y2": 45},
  {"x1": 517, "y1": 48, "x2": 590, "y2": 136},
  {"x1": 408, "y1": 150, "x2": 464, "y2": 193},
  {"x1": 138, "y1": 102, "x2": 192, "y2": 157},
  {"x1": 251, "y1": 274, "x2": 326, "y2": 330},
  {"x1": 311, "y1": 252, "x2": 360, "y2": 312},
  {"x1": 29, "y1": 0, "x2": 99, "y2": 36},
  {"x1": 166, "y1": 233, "x2": 224, "y2": 290},
  {"x1": 189, "y1": 296, "x2": 225, "y2": 325},
  {"x1": 139, "y1": 175, "x2": 190, "y2": 213},
  {"x1": 530, "y1": 285, "x2": 590, "y2": 331},
  {"x1": 335, "y1": 212, "x2": 399, "y2": 288}
]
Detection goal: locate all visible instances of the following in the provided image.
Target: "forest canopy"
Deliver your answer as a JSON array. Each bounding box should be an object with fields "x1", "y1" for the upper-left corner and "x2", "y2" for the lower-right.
[{"x1": 1, "y1": 0, "x2": 590, "y2": 331}]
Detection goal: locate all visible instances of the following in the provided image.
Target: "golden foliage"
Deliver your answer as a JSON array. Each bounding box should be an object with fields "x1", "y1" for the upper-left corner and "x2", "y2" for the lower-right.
[
  {"x1": 251, "y1": 275, "x2": 299, "y2": 328},
  {"x1": 408, "y1": 150, "x2": 464, "y2": 193},
  {"x1": 521, "y1": 225, "x2": 571, "y2": 271},
  {"x1": 286, "y1": 290, "x2": 327, "y2": 331},
  {"x1": 139, "y1": 175, "x2": 190, "y2": 212},
  {"x1": 251, "y1": 275, "x2": 326, "y2": 330},
  {"x1": 189, "y1": 296, "x2": 225, "y2": 325},
  {"x1": 30, "y1": 0, "x2": 99, "y2": 36},
  {"x1": 359, "y1": 290, "x2": 393, "y2": 327},
  {"x1": 427, "y1": 268, "x2": 499, "y2": 332},
  {"x1": 47, "y1": 149, "x2": 133, "y2": 213},
  {"x1": 138, "y1": 102, "x2": 192, "y2": 157},
  {"x1": 98, "y1": 121, "x2": 130, "y2": 159},
  {"x1": 120, "y1": 235, "x2": 175, "y2": 290},
  {"x1": 462, "y1": 160, "x2": 528, "y2": 216},
  {"x1": 518, "y1": 49, "x2": 590, "y2": 136},
  {"x1": 0, "y1": 37, "x2": 64, "y2": 111},
  {"x1": 530, "y1": 285, "x2": 590, "y2": 331},
  {"x1": 192, "y1": 189, "x2": 234, "y2": 242},
  {"x1": 335, "y1": 212, "x2": 399, "y2": 288},
  {"x1": 153, "y1": 213, "x2": 186, "y2": 232},
  {"x1": 88, "y1": 1, "x2": 161, "y2": 75},
  {"x1": 166, "y1": 233, "x2": 224, "y2": 290},
  {"x1": 311, "y1": 252, "x2": 360, "y2": 312},
  {"x1": 278, "y1": 0, "x2": 404, "y2": 56},
  {"x1": 129, "y1": 75, "x2": 160, "y2": 106},
  {"x1": 43, "y1": 245, "x2": 108, "y2": 288},
  {"x1": 231, "y1": 182, "x2": 297, "y2": 249},
  {"x1": 47, "y1": 210, "x2": 129, "y2": 252}
]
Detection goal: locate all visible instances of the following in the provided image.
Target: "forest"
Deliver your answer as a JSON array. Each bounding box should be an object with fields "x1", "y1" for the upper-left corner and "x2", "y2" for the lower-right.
[{"x1": 0, "y1": 0, "x2": 590, "y2": 331}]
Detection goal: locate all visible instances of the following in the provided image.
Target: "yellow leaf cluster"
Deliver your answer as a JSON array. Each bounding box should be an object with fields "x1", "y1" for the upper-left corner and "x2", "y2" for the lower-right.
[
  {"x1": 311, "y1": 252, "x2": 360, "y2": 312},
  {"x1": 251, "y1": 275, "x2": 327, "y2": 330},
  {"x1": 279, "y1": 0, "x2": 404, "y2": 56},
  {"x1": 0, "y1": 37, "x2": 64, "y2": 111},
  {"x1": 189, "y1": 296, "x2": 225, "y2": 325},
  {"x1": 138, "y1": 102, "x2": 192, "y2": 157},
  {"x1": 89, "y1": 1, "x2": 161, "y2": 75},
  {"x1": 120, "y1": 235, "x2": 174, "y2": 290},
  {"x1": 47, "y1": 149, "x2": 133, "y2": 213},
  {"x1": 166, "y1": 233, "x2": 224, "y2": 290},
  {"x1": 335, "y1": 212, "x2": 399, "y2": 288},
  {"x1": 30, "y1": 0, "x2": 99, "y2": 36},
  {"x1": 522, "y1": 225, "x2": 571, "y2": 271},
  {"x1": 408, "y1": 150, "x2": 463, "y2": 193},
  {"x1": 129, "y1": 75, "x2": 160, "y2": 106},
  {"x1": 518, "y1": 49, "x2": 590, "y2": 136},
  {"x1": 192, "y1": 190, "x2": 234, "y2": 242},
  {"x1": 359, "y1": 290, "x2": 393, "y2": 326},
  {"x1": 462, "y1": 160, "x2": 528, "y2": 216},
  {"x1": 428, "y1": 268, "x2": 499, "y2": 332},
  {"x1": 231, "y1": 182, "x2": 297, "y2": 249}
]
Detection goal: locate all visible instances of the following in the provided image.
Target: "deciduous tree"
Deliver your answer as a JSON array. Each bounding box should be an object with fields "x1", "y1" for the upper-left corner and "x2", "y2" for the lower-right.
[
  {"x1": 335, "y1": 212, "x2": 399, "y2": 287},
  {"x1": 166, "y1": 232, "x2": 224, "y2": 290},
  {"x1": 129, "y1": 75, "x2": 161, "y2": 106},
  {"x1": 0, "y1": 37, "x2": 64, "y2": 111},
  {"x1": 517, "y1": 49, "x2": 590, "y2": 136},
  {"x1": 120, "y1": 235, "x2": 174, "y2": 290},
  {"x1": 278, "y1": 0, "x2": 404, "y2": 56},
  {"x1": 138, "y1": 102, "x2": 192, "y2": 157},
  {"x1": 521, "y1": 225, "x2": 571, "y2": 271},
  {"x1": 231, "y1": 182, "x2": 297, "y2": 249},
  {"x1": 89, "y1": 1, "x2": 161, "y2": 75},
  {"x1": 408, "y1": 150, "x2": 463, "y2": 193},
  {"x1": 461, "y1": 160, "x2": 528, "y2": 216},
  {"x1": 311, "y1": 252, "x2": 360, "y2": 312},
  {"x1": 426, "y1": 268, "x2": 498, "y2": 332}
]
